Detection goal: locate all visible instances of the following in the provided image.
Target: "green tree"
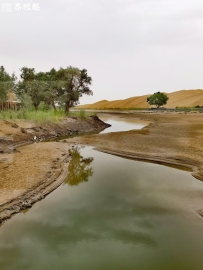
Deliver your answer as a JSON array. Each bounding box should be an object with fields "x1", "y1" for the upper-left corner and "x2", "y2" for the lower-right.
[
  {"x1": 147, "y1": 92, "x2": 169, "y2": 108},
  {"x1": 20, "y1": 93, "x2": 33, "y2": 111},
  {"x1": 15, "y1": 67, "x2": 36, "y2": 102},
  {"x1": 35, "y1": 68, "x2": 58, "y2": 110},
  {"x1": 0, "y1": 66, "x2": 16, "y2": 102},
  {"x1": 25, "y1": 80, "x2": 50, "y2": 110},
  {"x1": 55, "y1": 67, "x2": 93, "y2": 114},
  {"x1": 15, "y1": 66, "x2": 93, "y2": 112},
  {"x1": 16, "y1": 67, "x2": 51, "y2": 110}
]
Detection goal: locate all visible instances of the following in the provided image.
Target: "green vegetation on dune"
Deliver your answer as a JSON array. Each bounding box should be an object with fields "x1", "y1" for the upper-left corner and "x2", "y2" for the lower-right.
[
  {"x1": 147, "y1": 92, "x2": 169, "y2": 108},
  {"x1": 79, "y1": 90, "x2": 203, "y2": 110}
]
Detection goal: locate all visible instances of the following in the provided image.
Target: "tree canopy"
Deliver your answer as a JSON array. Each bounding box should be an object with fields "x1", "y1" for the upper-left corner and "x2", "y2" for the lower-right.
[
  {"x1": 54, "y1": 67, "x2": 92, "y2": 113},
  {"x1": 0, "y1": 66, "x2": 16, "y2": 102},
  {"x1": 147, "y1": 92, "x2": 169, "y2": 108},
  {"x1": 15, "y1": 66, "x2": 93, "y2": 113}
]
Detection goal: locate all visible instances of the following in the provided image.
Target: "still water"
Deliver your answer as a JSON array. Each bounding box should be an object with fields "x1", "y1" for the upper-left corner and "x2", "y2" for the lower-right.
[
  {"x1": 1, "y1": 117, "x2": 203, "y2": 269},
  {"x1": 98, "y1": 113, "x2": 149, "y2": 133}
]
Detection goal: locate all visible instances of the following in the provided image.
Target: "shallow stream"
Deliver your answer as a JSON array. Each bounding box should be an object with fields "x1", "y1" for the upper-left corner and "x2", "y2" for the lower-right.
[
  {"x1": 98, "y1": 113, "x2": 148, "y2": 133},
  {"x1": 1, "y1": 114, "x2": 203, "y2": 270}
]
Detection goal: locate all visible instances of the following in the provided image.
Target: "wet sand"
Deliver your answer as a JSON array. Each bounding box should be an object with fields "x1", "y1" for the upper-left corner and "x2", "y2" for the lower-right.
[
  {"x1": 0, "y1": 141, "x2": 74, "y2": 222},
  {"x1": 0, "y1": 116, "x2": 109, "y2": 223},
  {"x1": 68, "y1": 112, "x2": 203, "y2": 181},
  {"x1": 1, "y1": 111, "x2": 203, "y2": 222}
]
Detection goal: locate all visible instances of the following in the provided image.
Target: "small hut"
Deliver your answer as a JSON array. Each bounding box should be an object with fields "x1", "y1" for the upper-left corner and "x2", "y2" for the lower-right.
[{"x1": 0, "y1": 91, "x2": 20, "y2": 111}]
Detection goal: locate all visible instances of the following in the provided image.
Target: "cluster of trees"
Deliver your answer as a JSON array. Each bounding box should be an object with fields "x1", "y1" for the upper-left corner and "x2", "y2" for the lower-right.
[
  {"x1": 0, "y1": 66, "x2": 16, "y2": 101},
  {"x1": 1, "y1": 65, "x2": 170, "y2": 112},
  {"x1": 0, "y1": 65, "x2": 93, "y2": 114}
]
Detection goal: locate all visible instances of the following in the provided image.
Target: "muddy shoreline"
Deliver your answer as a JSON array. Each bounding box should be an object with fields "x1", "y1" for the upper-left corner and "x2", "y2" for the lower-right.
[
  {"x1": 68, "y1": 112, "x2": 203, "y2": 216},
  {"x1": 1, "y1": 111, "x2": 203, "y2": 223},
  {"x1": 0, "y1": 154, "x2": 70, "y2": 223},
  {"x1": 0, "y1": 115, "x2": 110, "y2": 153},
  {"x1": 0, "y1": 116, "x2": 110, "y2": 224}
]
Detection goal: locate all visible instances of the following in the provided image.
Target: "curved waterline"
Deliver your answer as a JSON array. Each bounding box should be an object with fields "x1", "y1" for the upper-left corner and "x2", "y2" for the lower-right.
[
  {"x1": 1, "y1": 114, "x2": 203, "y2": 269},
  {"x1": 1, "y1": 146, "x2": 203, "y2": 269}
]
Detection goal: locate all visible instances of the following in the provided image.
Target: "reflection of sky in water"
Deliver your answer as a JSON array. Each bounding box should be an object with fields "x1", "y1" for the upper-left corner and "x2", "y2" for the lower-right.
[
  {"x1": 98, "y1": 115, "x2": 148, "y2": 133},
  {"x1": 1, "y1": 147, "x2": 203, "y2": 269}
]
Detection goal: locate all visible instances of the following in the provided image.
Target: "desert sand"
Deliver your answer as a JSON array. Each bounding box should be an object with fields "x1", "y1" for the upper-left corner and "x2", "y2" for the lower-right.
[{"x1": 78, "y1": 89, "x2": 203, "y2": 109}]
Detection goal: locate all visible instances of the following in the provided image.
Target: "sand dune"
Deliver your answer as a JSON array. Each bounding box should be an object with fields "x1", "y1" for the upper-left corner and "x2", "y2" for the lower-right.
[{"x1": 78, "y1": 89, "x2": 203, "y2": 109}]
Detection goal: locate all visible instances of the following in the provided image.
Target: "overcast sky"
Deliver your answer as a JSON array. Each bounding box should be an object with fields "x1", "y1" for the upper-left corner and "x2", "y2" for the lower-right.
[{"x1": 1, "y1": 0, "x2": 203, "y2": 104}]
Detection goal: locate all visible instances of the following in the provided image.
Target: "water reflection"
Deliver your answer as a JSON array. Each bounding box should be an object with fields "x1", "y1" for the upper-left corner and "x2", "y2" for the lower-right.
[
  {"x1": 1, "y1": 148, "x2": 203, "y2": 269},
  {"x1": 64, "y1": 147, "x2": 94, "y2": 186}
]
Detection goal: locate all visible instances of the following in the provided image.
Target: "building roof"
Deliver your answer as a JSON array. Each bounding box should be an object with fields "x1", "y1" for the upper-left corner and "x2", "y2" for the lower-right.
[{"x1": 7, "y1": 91, "x2": 19, "y2": 103}]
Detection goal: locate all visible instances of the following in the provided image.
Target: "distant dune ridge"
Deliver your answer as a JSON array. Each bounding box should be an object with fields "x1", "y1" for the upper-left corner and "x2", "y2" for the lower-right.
[{"x1": 78, "y1": 89, "x2": 203, "y2": 109}]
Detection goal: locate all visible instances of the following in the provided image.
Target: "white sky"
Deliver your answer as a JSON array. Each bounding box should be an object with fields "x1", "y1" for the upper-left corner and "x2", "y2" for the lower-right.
[{"x1": 1, "y1": 0, "x2": 203, "y2": 104}]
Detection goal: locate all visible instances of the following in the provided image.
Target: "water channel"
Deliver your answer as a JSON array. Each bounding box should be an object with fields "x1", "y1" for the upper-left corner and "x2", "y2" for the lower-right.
[
  {"x1": 1, "y1": 114, "x2": 203, "y2": 269},
  {"x1": 98, "y1": 114, "x2": 148, "y2": 133}
]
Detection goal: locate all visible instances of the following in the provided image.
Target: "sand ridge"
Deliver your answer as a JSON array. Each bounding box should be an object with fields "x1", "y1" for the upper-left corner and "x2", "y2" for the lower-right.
[{"x1": 78, "y1": 89, "x2": 203, "y2": 109}]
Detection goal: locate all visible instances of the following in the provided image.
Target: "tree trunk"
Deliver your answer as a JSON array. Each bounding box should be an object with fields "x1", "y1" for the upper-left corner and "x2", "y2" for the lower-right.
[
  {"x1": 65, "y1": 102, "x2": 70, "y2": 115},
  {"x1": 51, "y1": 99, "x2": 56, "y2": 111},
  {"x1": 34, "y1": 103, "x2": 38, "y2": 110}
]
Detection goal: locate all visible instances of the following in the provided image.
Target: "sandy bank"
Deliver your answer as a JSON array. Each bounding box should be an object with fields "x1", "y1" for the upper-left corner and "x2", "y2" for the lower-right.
[
  {"x1": 67, "y1": 112, "x2": 203, "y2": 214},
  {"x1": 0, "y1": 116, "x2": 110, "y2": 223},
  {"x1": 1, "y1": 111, "x2": 203, "y2": 222},
  {"x1": 0, "y1": 142, "x2": 72, "y2": 222},
  {"x1": 0, "y1": 115, "x2": 110, "y2": 153}
]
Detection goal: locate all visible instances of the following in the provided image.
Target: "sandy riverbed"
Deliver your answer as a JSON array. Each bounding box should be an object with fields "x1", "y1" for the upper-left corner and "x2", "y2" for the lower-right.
[
  {"x1": 68, "y1": 112, "x2": 203, "y2": 181},
  {"x1": 0, "y1": 116, "x2": 109, "y2": 223},
  {"x1": 1, "y1": 111, "x2": 203, "y2": 222}
]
